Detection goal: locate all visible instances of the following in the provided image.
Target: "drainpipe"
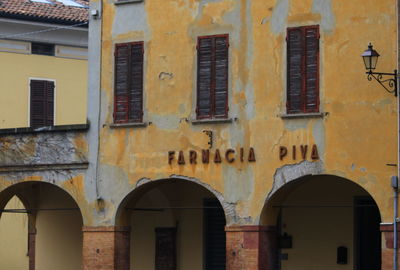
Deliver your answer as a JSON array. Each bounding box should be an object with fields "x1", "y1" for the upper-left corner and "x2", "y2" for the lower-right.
[
  {"x1": 396, "y1": 1, "x2": 399, "y2": 269},
  {"x1": 393, "y1": 175, "x2": 398, "y2": 270},
  {"x1": 395, "y1": 189, "x2": 398, "y2": 270}
]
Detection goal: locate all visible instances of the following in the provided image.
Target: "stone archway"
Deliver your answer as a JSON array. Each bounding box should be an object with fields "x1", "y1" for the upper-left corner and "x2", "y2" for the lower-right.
[
  {"x1": 260, "y1": 175, "x2": 382, "y2": 270},
  {"x1": 114, "y1": 177, "x2": 230, "y2": 270},
  {"x1": 0, "y1": 181, "x2": 84, "y2": 270}
]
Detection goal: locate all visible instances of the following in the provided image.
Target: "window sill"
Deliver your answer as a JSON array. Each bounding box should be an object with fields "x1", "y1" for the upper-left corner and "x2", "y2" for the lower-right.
[
  {"x1": 109, "y1": 122, "x2": 148, "y2": 128},
  {"x1": 0, "y1": 123, "x2": 89, "y2": 136},
  {"x1": 191, "y1": 118, "x2": 234, "y2": 125},
  {"x1": 279, "y1": 112, "x2": 327, "y2": 119},
  {"x1": 114, "y1": 0, "x2": 143, "y2": 5}
]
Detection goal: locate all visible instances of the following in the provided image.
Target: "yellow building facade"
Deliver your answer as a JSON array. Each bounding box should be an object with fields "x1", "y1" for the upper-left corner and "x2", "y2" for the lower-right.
[
  {"x1": 0, "y1": 0, "x2": 399, "y2": 269},
  {"x1": 0, "y1": 0, "x2": 88, "y2": 269}
]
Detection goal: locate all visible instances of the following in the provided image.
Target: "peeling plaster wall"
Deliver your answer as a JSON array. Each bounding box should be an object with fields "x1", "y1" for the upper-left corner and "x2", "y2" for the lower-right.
[
  {"x1": 0, "y1": 133, "x2": 87, "y2": 166},
  {"x1": 0, "y1": 131, "x2": 91, "y2": 224},
  {"x1": 0, "y1": 0, "x2": 393, "y2": 229},
  {"x1": 85, "y1": 0, "x2": 398, "y2": 227}
]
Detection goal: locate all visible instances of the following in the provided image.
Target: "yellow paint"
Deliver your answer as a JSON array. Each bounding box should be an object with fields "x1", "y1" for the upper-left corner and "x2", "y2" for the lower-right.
[
  {"x1": 98, "y1": 0, "x2": 397, "y2": 226},
  {"x1": 0, "y1": 51, "x2": 87, "y2": 128},
  {"x1": 35, "y1": 184, "x2": 83, "y2": 270},
  {"x1": 279, "y1": 177, "x2": 366, "y2": 270},
  {"x1": 0, "y1": 196, "x2": 29, "y2": 270},
  {"x1": 130, "y1": 181, "x2": 214, "y2": 270}
]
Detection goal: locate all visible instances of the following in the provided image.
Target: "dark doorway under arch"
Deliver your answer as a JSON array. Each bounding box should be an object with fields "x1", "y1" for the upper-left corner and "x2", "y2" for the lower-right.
[
  {"x1": 117, "y1": 179, "x2": 227, "y2": 270},
  {"x1": 0, "y1": 182, "x2": 83, "y2": 270},
  {"x1": 261, "y1": 175, "x2": 381, "y2": 270}
]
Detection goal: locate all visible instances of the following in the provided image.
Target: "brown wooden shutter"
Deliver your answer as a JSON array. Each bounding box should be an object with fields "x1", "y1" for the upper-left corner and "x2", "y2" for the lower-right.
[
  {"x1": 114, "y1": 42, "x2": 144, "y2": 123},
  {"x1": 197, "y1": 37, "x2": 213, "y2": 119},
  {"x1": 30, "y1": 80, "x2": 54, "y2": 128},
  {"x1": 197, "y1": 35, "x2": 229, "y2": 119},
  {"x1": 204, "y1": 199, "x2": 226, "y2": 270},
  {"x1": 45, "y1": 81, "x2": 55, "y2": 126},
  {"x1": 129, "y1": 42, "x2": 144, "y2": 122},
  {"x1": 287, "y1": 28, "x2": 304, "y2": 114},
  {"x1": 304, "y1": 26, "x2": 319, "y2": 112},
  {"x1": 114, "y1": 44, "x2": 130, "y2": 123},
  {"x1": 214, "y1": 36, "x2": 229, "y2": 118},
  {"x1": 155, "y1": 228, "x2": 176, "y2": 270},
  {"x1": 287, "y1": 26, "x2": 319, "y2": 113}
]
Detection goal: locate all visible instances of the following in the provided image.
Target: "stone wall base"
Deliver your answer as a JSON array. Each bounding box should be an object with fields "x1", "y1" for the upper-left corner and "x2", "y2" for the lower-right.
[
  {"x1": 82, "y1": 226, "x2": 130, "y2": 270},
  {"x1": 225, "y1": 226, "x2": 277, "y2": 270}
]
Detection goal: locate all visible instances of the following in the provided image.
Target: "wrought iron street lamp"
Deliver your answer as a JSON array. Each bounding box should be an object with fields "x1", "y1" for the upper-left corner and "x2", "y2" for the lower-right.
[
  {"x1": 362, "y1": 43, "x2": 400, "y2": 270},
  {"x1": 361, "y1": 43, "x2": 398, "y2": 96}
]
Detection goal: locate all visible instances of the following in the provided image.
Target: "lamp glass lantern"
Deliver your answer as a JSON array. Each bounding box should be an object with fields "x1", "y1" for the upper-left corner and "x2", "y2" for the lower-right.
[{"x1": 362, "y1": 43, "x2": 380, "y2": 71}]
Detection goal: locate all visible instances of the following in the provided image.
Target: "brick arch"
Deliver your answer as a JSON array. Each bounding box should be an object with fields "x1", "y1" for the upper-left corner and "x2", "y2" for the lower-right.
[
  {"x1": 0, "y1": 180, "x2": 85, "y2": 270},
  {"x1": 114, "y1": 175, "x2": 236, "y2": 226},
  {"x1": 259, "y1": 173, "x2": 382, "y2": 226},
  {"x1": 0, "y1": 181, "x2": 85, "y2": 224}
]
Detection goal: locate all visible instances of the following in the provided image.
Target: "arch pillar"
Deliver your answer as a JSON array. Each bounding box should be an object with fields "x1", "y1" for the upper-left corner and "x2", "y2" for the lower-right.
[
  {"x1": 225, "y1": 226, "x2": 277, "y2": 270},
  {"x1": 82, "y1": 226, "x2": 130, "y2": 270},
  {"x1": 381, "y1": 223, "x2": 400, "y2": 269},
  {"x1": 28, "y1": 226, "x2": 36, "y2": 270}
]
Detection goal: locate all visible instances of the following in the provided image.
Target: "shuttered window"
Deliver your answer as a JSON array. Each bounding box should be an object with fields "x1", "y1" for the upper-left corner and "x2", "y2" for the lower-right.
[
  {"x1": 204, "y1": 199, "x2": 226, "y2": 270},
  {"x1": 114, "y1": 42, "x2": 144, "y2": 123},
  {"x1": 31, "y1": 42, "x2": 55, "y2": 56},
  {"x1": 30, "y1": 80, "x2": 54, "y2": 128},
  {"x1": 197, "y1": 35, "x2": 229, "y2": 119},
  {"x1": 287, "y1": 26, "x2": 320, "y2": 114}
]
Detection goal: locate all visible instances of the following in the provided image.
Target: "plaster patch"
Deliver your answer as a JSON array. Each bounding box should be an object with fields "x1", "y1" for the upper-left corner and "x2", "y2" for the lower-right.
[
  {"x1": 312, "y1": 120, "x2": 325, "y2": 160},
  {"x1": 270, "y1": 0, "x2": 289, "y2": 35},
  {"x1": 159, "y1": 72, "x2": 174, "y2": 80},
  {"x1": 312, "y1": 0, "x2": 336, "y2": 33},
  {"x1": 0, "y1": 133, "x2": 87, "y2": 166},
  {"x1": 0, "y1": 169, "x2": 85, "y2": 184},
  {"x1": 229, "y1": 124, "x2": 244, "y2": 147},
  {"x1": 96, "y1": 164, "x2": 132, "y2": 223},
  {"x1": 150, "y1": 114, "x2": 180, "y2": 130},
  {"x1": 224, "y1": 166, "x2": 253, "y2": 203},
  {"x1": 284, "y1": 118, "x2": 309, "y2": 131},
  {"x1": 219, "y1": 2, "x2": 241, "y2": 44},
  {"x1": 136, "y1": 177, "x2": 152, "y2": 187},
  {"x1": 169, "y1": 174, "x2": 237, "y2": 225},
  {"x1": 112, "y1": 3, "x2": 148, "y2": 37},
  {"x1": 268, "y1": 160, "x2": 324, "y2": 200}
]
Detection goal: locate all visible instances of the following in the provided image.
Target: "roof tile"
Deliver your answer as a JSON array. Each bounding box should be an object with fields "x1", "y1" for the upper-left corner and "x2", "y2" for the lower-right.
[{"x1": 0, "y1": 0, "x2": 88, "y2": 24}]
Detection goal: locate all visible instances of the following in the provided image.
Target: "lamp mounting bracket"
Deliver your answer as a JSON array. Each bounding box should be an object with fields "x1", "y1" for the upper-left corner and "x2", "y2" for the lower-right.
[{"x1": 366, "y1": 70, "x2": 398, "y2": 97}]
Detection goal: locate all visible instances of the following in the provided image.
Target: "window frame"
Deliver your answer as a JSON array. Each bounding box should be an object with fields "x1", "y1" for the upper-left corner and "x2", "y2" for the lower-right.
[
  {"x1": 31, "y1": 42, "x2": 55, "y2": 56},
  {"x1": 28, "y1": 78, "x2": 56, "y2": 128},
  {"x1": 113, "y1": 41, "x2": 144, "y2": 124},
  {"x1": 196, "y1": 34, "x2": 230, "y2": 120},
  {"x1": 286, "y1": 25, "x2": 320, "y2": 114}
]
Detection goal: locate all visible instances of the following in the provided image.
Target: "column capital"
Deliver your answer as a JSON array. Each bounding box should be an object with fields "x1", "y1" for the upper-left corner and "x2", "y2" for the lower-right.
[
  {"x1": 225, "y1": 225, "x2": 276, "y2": 232},
  {"x1": 82, "y1": 226, "x2": 131, "y2": 232}
]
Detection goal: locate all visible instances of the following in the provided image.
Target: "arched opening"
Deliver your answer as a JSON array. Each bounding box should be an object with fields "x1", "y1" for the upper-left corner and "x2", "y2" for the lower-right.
[
  {"x1": 260, "y1": 175, "x2": 381, "y2": 270},
  {"x1": 116, "y1": 178, "x2": 227, "y2": 270},
  {"x1": 0, "y1": 182, "x2": 83, "y2": 270},
  {"x1": 0, "y1": 195, "x2": 29, "y2": 269}
]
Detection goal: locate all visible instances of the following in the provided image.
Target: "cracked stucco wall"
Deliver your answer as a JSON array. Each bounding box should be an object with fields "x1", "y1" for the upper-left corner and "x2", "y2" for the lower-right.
[
  {"x1": 1, "y1": 0, "x2": 395, "y2": 228},
  {"x1": 82, "y1": 0, "x2": 398, "y2": 226}
]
